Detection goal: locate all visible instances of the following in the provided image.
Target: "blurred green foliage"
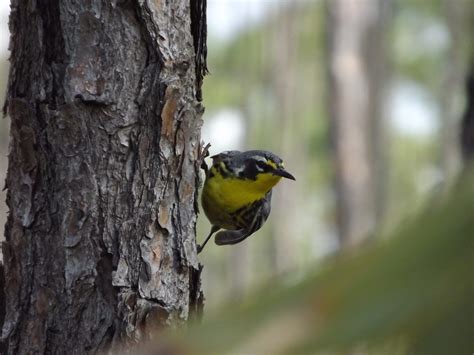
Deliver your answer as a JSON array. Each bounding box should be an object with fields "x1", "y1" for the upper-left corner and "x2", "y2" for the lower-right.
[
  {"x1": 198, "y1": 0, "x2": 470, "y2": 304},
  {"x1": 164, "y1": 171, "x2": 473, "y2": 354},
  {"x1": 198, "y1": 0, "x2": 471, "y2": 312},
  {"x1": 199, "y1": 0, "x2": 332, "y2": 308},
  {"x1": 192, "y1": 0, "x2": 474, "y2": 351}
]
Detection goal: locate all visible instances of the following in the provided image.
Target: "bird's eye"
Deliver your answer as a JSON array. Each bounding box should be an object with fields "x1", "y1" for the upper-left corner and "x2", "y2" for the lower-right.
[{"x1": 256, "y1": 161, "x2": 267, "y2": 170}]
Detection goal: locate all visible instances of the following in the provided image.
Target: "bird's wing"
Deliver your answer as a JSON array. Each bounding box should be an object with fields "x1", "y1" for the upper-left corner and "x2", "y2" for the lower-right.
[{"x1": 214, "y1": 192, "x2": 272, "y2": 246}]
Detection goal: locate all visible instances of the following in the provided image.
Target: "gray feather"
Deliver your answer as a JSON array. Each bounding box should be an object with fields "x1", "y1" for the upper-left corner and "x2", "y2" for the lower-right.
[{"x1": 214, "y1": 192, "x2": 272, "y2": 246}]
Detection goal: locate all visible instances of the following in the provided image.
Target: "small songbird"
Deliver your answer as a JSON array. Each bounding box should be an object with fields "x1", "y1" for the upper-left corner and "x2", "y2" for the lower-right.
[{"x1": 198, "y1": 150, "x2": 295, "y2": 253}]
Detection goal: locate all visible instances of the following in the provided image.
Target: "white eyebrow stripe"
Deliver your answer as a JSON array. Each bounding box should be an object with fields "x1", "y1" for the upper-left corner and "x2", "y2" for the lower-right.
[{"x1": 252, "y1": 156, "x2": 267, "y2": 162}]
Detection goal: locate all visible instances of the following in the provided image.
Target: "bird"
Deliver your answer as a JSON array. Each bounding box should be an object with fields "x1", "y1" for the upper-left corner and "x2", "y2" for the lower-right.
[{"x1": 197, "y1": 150, "x2": 295, "y2": 253}]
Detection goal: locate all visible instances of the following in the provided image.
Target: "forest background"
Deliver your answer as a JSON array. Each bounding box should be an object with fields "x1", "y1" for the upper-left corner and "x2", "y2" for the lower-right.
[
  {"x1": 0, "y1": 0, "x2": 471, "y2": 307},
  {"x1": 0, "y1": 1, "x2": 472, "y2": 353}
]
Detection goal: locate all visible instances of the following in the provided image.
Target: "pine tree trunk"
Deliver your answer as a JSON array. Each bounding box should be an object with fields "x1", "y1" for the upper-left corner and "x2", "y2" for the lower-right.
[{"x1": 0, "y1": 0, "x2": 206, "y2": 353}]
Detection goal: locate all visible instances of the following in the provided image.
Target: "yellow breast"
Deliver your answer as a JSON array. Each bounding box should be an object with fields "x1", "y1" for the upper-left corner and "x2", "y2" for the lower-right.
[{"x1": 202, "y1": 170, "x2": 281, "y2": 228}]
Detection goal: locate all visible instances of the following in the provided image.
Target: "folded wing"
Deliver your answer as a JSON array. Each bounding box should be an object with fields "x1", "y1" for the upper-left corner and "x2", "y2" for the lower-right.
[{"x1": 214, "y1": 192, "x2": 272, "y2": 245}]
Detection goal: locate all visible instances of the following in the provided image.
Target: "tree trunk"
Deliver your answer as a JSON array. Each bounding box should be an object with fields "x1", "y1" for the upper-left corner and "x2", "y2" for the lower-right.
[
  {"x1": 461, "y1": 67, "x2": 474, "y2": 162},
  {"x1": 1, "y1": 0, "x2": 206, "y2": 353},
  {"x1": 364, "y1": 0, "x2": 391, "y2": 228},
  {"x1": 326, "y1": 0, "x2": 390, "y2": 247},
  {"x1": 267, "y1": 2, "x2": 299, "y2": 275},
  {"x1": 460, "y1": 5, "x2": 474, "y2": 163},
  {"x1": 440, "y1": 0, "x2": 468, "y2": 182}
]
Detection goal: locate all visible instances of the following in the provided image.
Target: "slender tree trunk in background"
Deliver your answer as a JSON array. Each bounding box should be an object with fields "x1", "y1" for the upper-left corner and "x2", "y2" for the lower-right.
[
  {"x1": 461, "y1": 66, "x2": 474, "y2": 161},
  {"x1": 440, "y1": 0, "x2": 468, "y2": 182},
  {"x1": 364, "y1": 0, "x2": 391, "y2": 227},
  {"x1": 326, "y1": 0, "x2": 390, "y2": 248},
  {"x1": 0, "y1": 0, "x2": 206, "y2": 353},
  {"x1": 267, "y1": 3, "x2": 304, "y2": 275},
  {"x1": 459, "y1": 4, "x2": 474, "y2": 164}
]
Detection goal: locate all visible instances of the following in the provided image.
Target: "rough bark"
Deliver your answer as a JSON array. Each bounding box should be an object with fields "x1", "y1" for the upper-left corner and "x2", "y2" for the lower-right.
[
  {"x1": 1, "y1": 0, "x2": 206, "y2": 353},
  {"x1": 326, "y1": 0, "x2": 390, "y2": 247}
]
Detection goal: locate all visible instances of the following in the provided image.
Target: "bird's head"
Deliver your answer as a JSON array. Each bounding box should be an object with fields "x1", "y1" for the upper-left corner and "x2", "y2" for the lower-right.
[{"x1": 210, "y1": 150, "x2": 295, "y2": 192}]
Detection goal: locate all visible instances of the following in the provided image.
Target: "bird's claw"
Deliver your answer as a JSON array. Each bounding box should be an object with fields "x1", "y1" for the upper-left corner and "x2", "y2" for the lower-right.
[{"x1": 199, "y1": 142, "x2": 211, "y2": 173}]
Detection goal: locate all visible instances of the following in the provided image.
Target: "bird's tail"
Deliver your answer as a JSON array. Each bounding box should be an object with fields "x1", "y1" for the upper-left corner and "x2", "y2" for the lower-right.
[{"x1": 214, "y1": 229, "x2": 251, "y2": 245}]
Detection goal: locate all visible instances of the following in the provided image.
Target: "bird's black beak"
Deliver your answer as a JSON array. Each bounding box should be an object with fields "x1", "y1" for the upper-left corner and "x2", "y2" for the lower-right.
[{"x1": 273, "y1": 168, "x2": 295, "y2": 180}]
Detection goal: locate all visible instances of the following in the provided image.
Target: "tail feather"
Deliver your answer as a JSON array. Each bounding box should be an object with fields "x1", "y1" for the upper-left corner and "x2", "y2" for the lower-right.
[{"x1": 214, "y1": 229, "x2": 251, "y2": 245}]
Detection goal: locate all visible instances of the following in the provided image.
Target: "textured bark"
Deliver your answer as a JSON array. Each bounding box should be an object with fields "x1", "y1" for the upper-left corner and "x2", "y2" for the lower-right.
[
  {"x1": 327, "y1": 0, "x2": 390, "y2": 247},
  {"x1": 1, "y1": 0, "x2": 206, "y2": 353}
]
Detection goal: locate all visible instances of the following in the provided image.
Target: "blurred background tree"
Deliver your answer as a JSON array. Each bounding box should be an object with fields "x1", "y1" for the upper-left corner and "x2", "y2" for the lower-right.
[
  {"x1": 327, "y1": 0, "x2": 392, "y2": 247},
  {"x1": 193, "y1": 0, "x2": 473, "y2": 310},
  {"x1": 161, "y1": 170, "x2": 473, "y2": 354}
]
